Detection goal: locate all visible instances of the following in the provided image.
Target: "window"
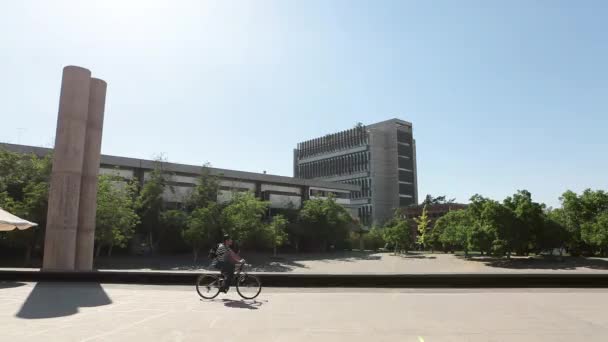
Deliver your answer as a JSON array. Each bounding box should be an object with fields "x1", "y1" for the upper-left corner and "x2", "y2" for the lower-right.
[
  {"x1": 398, "y1": 143, "x2": 411, "y2": 156},
  {"x1": 397, "y1": 130, "x2": 412, "y2": 144},
  {"x1": 399, "y1": 170, "x2": 414, "y2": 183},
  {"x1": 398, "y1": 157, "x2": 413, "y2": 170},
  {"x1": 399, "y1": 197, "x2": 414, "y2": 207},
  {"x1": 399, "y1": 183, "x2": 414, "y2": 195}
]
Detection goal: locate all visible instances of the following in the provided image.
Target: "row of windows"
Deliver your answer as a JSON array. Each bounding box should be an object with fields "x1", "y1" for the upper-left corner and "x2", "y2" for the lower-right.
[
  {"x1": 399, "y1": 169, "x2": 414, "y2": 183},
  {"x1": 399, "y1": 183, "x2": 414, "y2": 195},
  {"x1": 397, "y1": 130, "x2": 413, "y2": 144},
  {"x1": 400, "y1": 197, "x2": 415, "y2": 207},
  {"x1": 398, "y1": 156, "x2": 413, "y2": 170},
  {"x1": 309, "y1": 189, "x2": 350, "y2": 199},
  {"x1": 397, "y1": 143, "x2": 412, "y2": 156},
  {"x1": 358, "y1": 205, "x2": 373, "y2": 226},
  {"x1": 297, "y1": 127, "x2": 368, "y2": 158},
  {"x1": 298, "y1": 152, "x2": 370, "y2": 179},
  {"x1": 341, "y1": 178, "x2": 371, "y2": 199}
]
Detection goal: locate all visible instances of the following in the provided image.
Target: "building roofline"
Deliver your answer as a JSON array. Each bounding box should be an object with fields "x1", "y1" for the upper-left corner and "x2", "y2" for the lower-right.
[
  {"x1": 1, "y1": 142, "x2": 359, "y2": 191},
  {"x1": 295, "y1": 118, "x2": 412, "y2": 146},
  {"x1": 367, "y1": 118, "x2": 412, "y2": 128}
]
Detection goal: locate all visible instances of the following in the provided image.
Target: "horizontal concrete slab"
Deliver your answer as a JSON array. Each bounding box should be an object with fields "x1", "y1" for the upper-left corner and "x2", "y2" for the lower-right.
[{"x1": 1, "y1": 269, "x2": 608, "y2": 287}]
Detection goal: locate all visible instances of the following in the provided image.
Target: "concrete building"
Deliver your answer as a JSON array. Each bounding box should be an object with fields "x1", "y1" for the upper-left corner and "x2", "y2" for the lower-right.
[
  {"x1": 1, "y1": 143, "x2": 360, "y2": 215},
  {"x1": 293, "y1": 118, "x2": 418, "y2": 226}
]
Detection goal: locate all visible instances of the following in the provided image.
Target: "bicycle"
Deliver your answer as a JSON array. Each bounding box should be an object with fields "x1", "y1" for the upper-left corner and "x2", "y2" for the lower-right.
[{"x1": 196, "y1": 263, "x2": 262, "y2": 300}]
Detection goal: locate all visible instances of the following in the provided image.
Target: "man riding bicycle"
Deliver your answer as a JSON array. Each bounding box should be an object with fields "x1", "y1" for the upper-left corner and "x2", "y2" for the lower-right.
[{"x1": 212, "y1": 234, "x2": 244, "y2": 293}]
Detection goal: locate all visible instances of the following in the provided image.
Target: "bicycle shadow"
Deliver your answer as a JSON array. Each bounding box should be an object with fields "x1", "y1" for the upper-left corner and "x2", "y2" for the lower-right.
[{"x1": 220, "y1": 298, "x2": 266, "y2": 310}]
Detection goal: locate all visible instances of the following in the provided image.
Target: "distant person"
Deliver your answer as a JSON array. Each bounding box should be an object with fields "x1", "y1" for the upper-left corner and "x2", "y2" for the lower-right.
[{"x1": 212, "y1": 234, "x2": 244, "y2": 293}]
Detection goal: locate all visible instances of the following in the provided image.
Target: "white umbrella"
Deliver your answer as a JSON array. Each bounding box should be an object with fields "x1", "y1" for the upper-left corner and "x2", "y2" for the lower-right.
[{"x1": 0, "y1": 207, "x2": 38, "y2": 231}]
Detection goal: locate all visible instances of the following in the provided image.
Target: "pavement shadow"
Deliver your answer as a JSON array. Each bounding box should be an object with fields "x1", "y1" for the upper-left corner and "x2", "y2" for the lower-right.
[
  {"x1": 16, "y1": 282, "x2": 112, "y2": 319},
  {"x1": 250, "y1": 259, "x2": 308, "y2": 272},
  {"x1": 221, "y1": 298, "x2": 264, "y2": 310},
  {"x1": 458, "y1": 255, "x2": 608, "y2": 271},
  {"x1": 0, "y1": 281, "x2": 27, "y2": 289},
  {"x1": 95, "y1": 251, "x2": 386, "y2": 272},
  {"x1": 396, "y1": 254, "x2": 437, "y2": 259}
]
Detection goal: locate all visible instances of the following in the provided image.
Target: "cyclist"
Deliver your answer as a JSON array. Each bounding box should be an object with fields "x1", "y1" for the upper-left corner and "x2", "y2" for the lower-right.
[{"x1": 212, "y1": 234, "x2": 244, "y2": 293}]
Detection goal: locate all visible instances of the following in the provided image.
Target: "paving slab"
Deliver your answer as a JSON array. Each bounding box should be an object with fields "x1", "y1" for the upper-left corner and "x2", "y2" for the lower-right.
[{"x1": 1, "y1": 282, "x2": 607, "y2": 341}]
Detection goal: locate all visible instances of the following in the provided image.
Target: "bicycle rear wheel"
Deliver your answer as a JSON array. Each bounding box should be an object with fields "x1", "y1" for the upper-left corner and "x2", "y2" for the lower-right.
[
  {"x1": 236, "y1": 274, "x2": 262, "y2": 300},
  {"x1": 196, "y1": 274, "x2": 221, "y2": 299}
]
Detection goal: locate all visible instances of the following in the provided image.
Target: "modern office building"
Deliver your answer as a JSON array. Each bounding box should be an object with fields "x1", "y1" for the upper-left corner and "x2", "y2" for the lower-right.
[
  {"x1": 293, "y1": 118, "x2": 418, "y2": 225},
  {"x1": 1, "y1": 143, "x2": 360, "y2": 215}
]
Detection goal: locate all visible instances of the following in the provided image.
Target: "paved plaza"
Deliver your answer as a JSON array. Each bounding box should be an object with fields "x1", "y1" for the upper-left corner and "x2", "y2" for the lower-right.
[
  {"x1": 91, "y1": 252, "x2": 608, "y2": 274},
  {"x1": 1, "y1": 282, "x2": 607, "y2": 341}
]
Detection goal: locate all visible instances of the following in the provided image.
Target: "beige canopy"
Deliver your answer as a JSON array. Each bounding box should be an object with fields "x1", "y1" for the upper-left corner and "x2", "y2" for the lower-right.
[{"x1": 0, "y1": 207, "x2": 38, "y2": 231}]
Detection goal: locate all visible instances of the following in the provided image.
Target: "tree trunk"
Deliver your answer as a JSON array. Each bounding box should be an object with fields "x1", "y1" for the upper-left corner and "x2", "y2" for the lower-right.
[
  {"x1": 273, "y1": 244, "x2": 277, "y2": 257},
  {"x1": 95, "y1": 244, "x2": 103, "y2": 258},
  {"x1": 193, "y1": 249, "x2": 198, "y2": 262},
  {"x1": 108, "y1": 245, "x2": 113, "y2": 257},
  {"x1": 148, "y1": 232, "x2": 155, "y2": 253},
  {"x1": 359, "y1": 235, "x2": 364, "y2": 252},
  {"x1": 295, "y1": 239, "x2": 300, "y2": 253},
  {"x1": 24, "y1": 245, "x2": 32, "y2": 267},
  {"x1": 507, "y1": 250, "x2": 511, "y2": 259}
]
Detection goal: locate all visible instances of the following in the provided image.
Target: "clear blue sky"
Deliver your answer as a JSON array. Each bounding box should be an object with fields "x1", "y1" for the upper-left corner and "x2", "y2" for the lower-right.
[{"x1": 1, "y1": 0, "x2": 607, "y2": 207}]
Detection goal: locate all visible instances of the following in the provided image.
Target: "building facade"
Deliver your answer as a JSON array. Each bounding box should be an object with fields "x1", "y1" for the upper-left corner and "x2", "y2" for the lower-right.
[
  {"x1": 293, "y1": 118, "x2": 418, "y2": 226},
  {"x1": 1, "y1": 143, "x2": 360, "y2": 215}
]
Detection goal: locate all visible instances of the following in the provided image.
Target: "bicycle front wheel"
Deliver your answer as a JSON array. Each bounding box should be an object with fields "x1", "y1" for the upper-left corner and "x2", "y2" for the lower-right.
[
  {"x1": 196, "y1": 274, "x2": 221, "y2": 299},
  {"x1": 236, "y1": 274, "x2": 262, "y2": 300}
]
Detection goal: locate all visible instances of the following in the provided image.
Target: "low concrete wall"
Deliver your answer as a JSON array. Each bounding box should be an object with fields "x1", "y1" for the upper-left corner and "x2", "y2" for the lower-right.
[{"x1": 1, "y1": 270, "x2": 608, "y2": 287}]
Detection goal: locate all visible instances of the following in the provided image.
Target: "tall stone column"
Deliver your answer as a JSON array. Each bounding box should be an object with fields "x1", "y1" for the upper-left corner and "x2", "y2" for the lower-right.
[
  {"x1": 75, "y1": 78, "x2": 107, "y2": 271},
  {"x1": 43, "y1": 66, "x2": 92, "y2": 271}
]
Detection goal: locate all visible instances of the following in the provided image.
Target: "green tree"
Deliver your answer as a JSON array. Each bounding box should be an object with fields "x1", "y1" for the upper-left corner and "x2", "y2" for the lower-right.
[
  {"x1": 158, "y1": 209, "x2": 189, "y2": 253},
  {"x1": 559, "y1": 189, "x2": 608, "y2": 255},
  {"x1": 349, "y1": 220, "x2": 367, "y2": 251},
  {"x1": 221, "y1": 192, "x2": 269, "y2": 249},
  {"x1": 298, "y1": 195, "x2": 352, "y2": 252},
  {"x1": 185, "y1": 164, "x2": 220, "y2": 212},
  {"x1": 268, "y1": 214, "x2": 288, "y2": 256},
  {"x1": 135, "y1": 158, "x2": 171, "y2": 252},
  {"x1": 425, "y1": 221, "x2": 444, "y2": 253},
  {"x1": 480, "y1": 200, "x2": 519, "y2": 258},
  {"x1": 581, "y1": 212, "x2": 608, "y2": 256},
  {"x1": 414, "y1": 205, "x2": 431, "y2": 250},
  {"x1": 183, "y1": 203, "x2": 221, "y2": 261},
  {"x1": 503, "y1": 190, "x2": 544, "y2": 254},
  {"x1": 364, "y1": 226, "x2": 386, "y2": 252},
  {"x1": 437, "y1": 210, "x2": 472, "y2": 256},
  {"x1": 540, "y1": 208, "x2": 570, "y2": 254},
  {"x1": 382, "y1": 217, "x2": 412, "y2": 254},
  {"x1": 467, "y1": 222, "x2": 494, "y2": 256},
  {"x1": 422, "y1": 194, "x2": 455, "y2": 206},
  {"x1": 0, "y1": 149, "x2": 52, "y2": 265},
  {"x1": 161, "y1": 164, "x2": 221, "y2": 254},
  {"x1": 95, "y1": 175, "x2": 139, "y2": 257}
]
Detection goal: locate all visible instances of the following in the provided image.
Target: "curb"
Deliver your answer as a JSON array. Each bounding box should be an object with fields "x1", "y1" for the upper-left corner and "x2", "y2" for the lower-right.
[{"x1": 2, "y1": 270, "x2": 608, "y2": 287}]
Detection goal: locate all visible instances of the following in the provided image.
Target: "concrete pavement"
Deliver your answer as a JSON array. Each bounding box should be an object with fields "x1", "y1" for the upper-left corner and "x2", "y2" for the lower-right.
[{"x1": 1, "y1": 282, "x2": 607, "y2": 341}]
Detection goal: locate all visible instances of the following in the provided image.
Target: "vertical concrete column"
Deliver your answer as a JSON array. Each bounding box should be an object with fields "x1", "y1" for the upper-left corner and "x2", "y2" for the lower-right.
[
  {"x1": 75, "y1": 78, "x2": 107, "y2": 270},
  {"x1": 43, "y1": 66, "x2": 92, "y2": 271}
]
